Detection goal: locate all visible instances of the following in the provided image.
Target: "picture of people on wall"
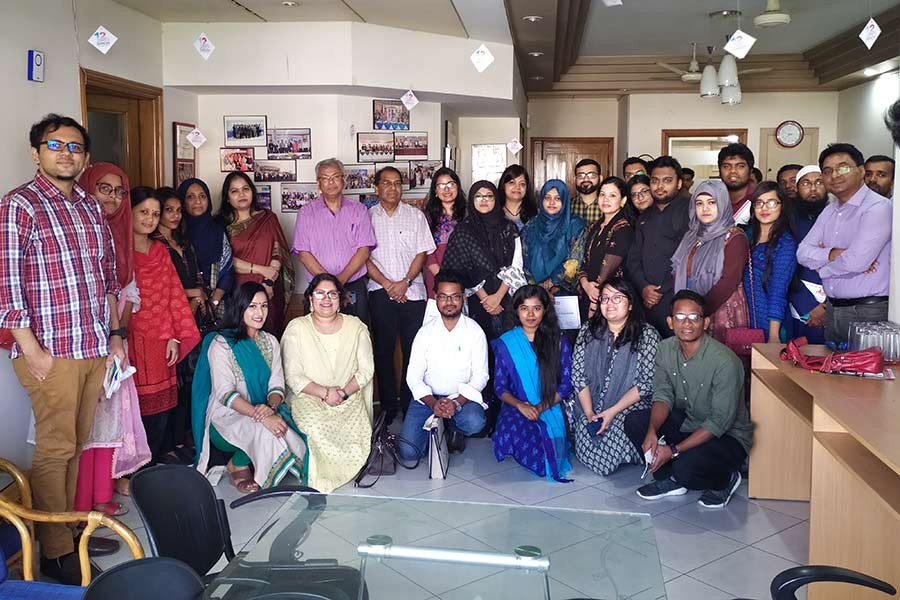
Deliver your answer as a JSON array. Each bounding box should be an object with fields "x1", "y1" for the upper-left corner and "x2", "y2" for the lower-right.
[
  {"x1": 281, "y1": 182, "x2": 319, "y2": 212},
  {"x1": 343, "y1": 163, "x2": 377, "y2": 195},
  {"x1": 253, "y1": 159, "x2": 296, "y2": 182},
  {"x1": 267, "y1": 128, "x2": 312, "y2": 160},
  {"x1": 409, "y1": 160, "x2": 442, "y2": 189},
  {"x1": 373, "y1": 99, "x2": 410, "y2": 131},
  {"x1": 257, "y1": 184, "x2": 272, "y2": 210},
  {"x1": 219, "y1": 147, "x2": 255, "y2": 172},
  {"x1": 393, "y1": 131, "x2": 428, "y2": 160},
  {"x1": 224, "y1": 115, "x2": 268, "y2": 147},
  {"x1": 357, "y1": 132, "x2": 395, "y2": 162}
]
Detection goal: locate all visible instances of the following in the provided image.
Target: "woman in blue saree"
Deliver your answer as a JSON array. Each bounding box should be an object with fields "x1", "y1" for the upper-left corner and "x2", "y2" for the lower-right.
[
  {"x1": 492, "y1": 285, "x2": 574, "y2": 482},
  {"x1": 193, "y1": 282, "x2": 306, "y2": 493}
]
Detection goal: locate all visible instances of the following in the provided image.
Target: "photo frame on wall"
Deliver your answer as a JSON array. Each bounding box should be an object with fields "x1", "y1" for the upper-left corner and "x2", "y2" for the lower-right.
[
  {"x1": 393, "y1": 131, "x2": 428, "y2": 161},
  {"x1": 409, "y1": 160, "x2": 443, "y2": 189},
  {"x1": 173, "y1": 122, "x2": 196, "y2": 187},
  {"x1": 175, "y1": 160, "x2": 195, "y2": 189},
  {"x1": 373, "y1": 99, "x2": 410, "y2": 131},
  {"x1": 343, "y1": 163, "x2": 377, "y2": 195},
  {"x1": 257, "y1": 184, "x2": 272, "y2": 210},
  {"x1": 224, "y1": 115, "x2": 267, "y2": 147},
  {"x1": 357, "y1": 132, "x2": 394, "y2": 162},
  {"x1": 253, "y1": 159, "x2": 296, "y2": 182},
  {"x1": 219, "y1": 147, "x2": 255, "y2": 172},
  {"x1": 267, "y1": 128, "x2": 312, "y2": 160},
  {"x1": 281, "y1": 182, "x2": 319, "y2": 212},
  {"x1": 377, "y1": 162, "x2": 411, "y2": 189}
]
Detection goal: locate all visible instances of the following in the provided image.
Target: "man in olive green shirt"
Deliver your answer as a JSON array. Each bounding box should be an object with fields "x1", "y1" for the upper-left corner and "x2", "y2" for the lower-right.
[{"x1": 624, "y1": 289, "x2": 754, "y2": 509}]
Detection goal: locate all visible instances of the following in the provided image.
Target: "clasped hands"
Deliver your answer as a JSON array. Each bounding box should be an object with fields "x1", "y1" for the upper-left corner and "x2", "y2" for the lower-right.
[
  {"x1": 385, "y1": 280, "x2": 409, "y2": 303},
  {"x1": 250, "y1": 404, "x2": 287, "y2": 438}
]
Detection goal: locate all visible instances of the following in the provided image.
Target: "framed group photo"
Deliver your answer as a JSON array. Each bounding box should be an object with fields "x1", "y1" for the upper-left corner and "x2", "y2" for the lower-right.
[
  {"x1": 343, "y1": 163, "x2": 377, "y2": 195},
  {"x1": 378, "y1": 162, "x2": 411, "y2": 189},
  {"x1": 219, "y1": 147, "x2": 255, "y2": 172},
  {"x1": 224, "y1": 115, "x2": 267, "y2": 147},
  {"x1": 257, "y1": 184, "x2": 272, "y2": 210},
  {"x1": 253, "y1": 159, "x2": 296, "y2": 182},
  {"x1": 394, "y1": 131, "x2": 428, "y2": 160},
  {"x1": 281, "y1": 182, "x2": 319, "y2": 212},
  {"x1": 357, "y1": 132, "x2": 394, "y2": 162},
  {"x1": 373, "y1": 99, "x2": 410, "y2": 131},
  {"x1": 173, "y1": 122, "x2": 196, "y2": 188},
  {"x1": 267, "y1": 128, "x2": 312, "y2": 160},
  {"x1": 409, "y1": 160, "x2": 443, "y2": 189}
]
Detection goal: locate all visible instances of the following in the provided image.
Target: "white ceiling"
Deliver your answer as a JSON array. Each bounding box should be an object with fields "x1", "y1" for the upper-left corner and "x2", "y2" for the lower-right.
[
  {"x1": 579, "y1": 0, "x2": 900, "y2": 56},
  {"x1": 112, "y1": 0, "x2": 511, "y2": 42}
]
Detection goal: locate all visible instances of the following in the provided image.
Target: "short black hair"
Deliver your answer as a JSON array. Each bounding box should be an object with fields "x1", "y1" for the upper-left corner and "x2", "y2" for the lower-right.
[
  {"x1": 622, "y1": 156, "x2": 650, "y2": 175},
  {"x1": 575, "y1": 158, "x2": 601, "y2": 174},
  {"x1": 776, "y1": 164, "x2": 803, "y2": 179},
  {"x1": 865, "y1": 154, "x2": 895, "y2": 167},
  {"x1": 682, "y1": 168, "x2": 695, "y2": 177},
  {"x1": 130, "y1": 186, "x2": 158, "y2": 208},
  {"x1": 751, "y1": 167, "x2": 764, "y2": 182},
  {"x1": 303, "y1": 273, "x2": 346, "y2": 313},
  {"x1": 885, "y1": 99, "x2": 900, "y2": 148},
  {"x1": 433, "y1": 269, "x2": 464, "y2": 294},
  {"x1": 717, "y1": 143, "x2": 755, "y2": 170},
  {"x1": 223, "y1": 282, "x2": 268, "y2": 339},
  {"x1": 818, "y1": 143, "x2": 864, "y2": 169},
  {"x1": 30, "y1": 113, "x2": 91, "y2": 153},
  {"x1": 649, "y1": 155, "x2": 683, "y2": 180},
  {"x1": 374, "y1": 165, "x2": 403, "y2": 185},
  {"x1": 671, "y1": 289, "x2": 706, "y2": 315}
]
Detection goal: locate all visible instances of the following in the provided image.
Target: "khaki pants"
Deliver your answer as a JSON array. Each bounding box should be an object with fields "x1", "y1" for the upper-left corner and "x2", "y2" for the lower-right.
[{"x1": 13, "y1": 356, "x2": 106, "y2": 559}]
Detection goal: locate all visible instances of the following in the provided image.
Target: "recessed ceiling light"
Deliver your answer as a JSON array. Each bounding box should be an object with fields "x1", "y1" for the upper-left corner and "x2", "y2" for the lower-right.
[
  {"x1": 530, "y1": 75, "x2": 545, "y2": 81},
  {"x1": 709, "y1": 9, "x2": 742, "y2": 18},
  {"x1": 864, "y1": 68, "x2": 877, "y2": 77},
  {"x1": 282, "y1": 1, "x2": 299, "y2": 6},
  {"x1": 523, "y1": 15, "x2": 544, "y2": 23},
  {"x1": 528, "y1": 51, "x2": 545, "y2": 57}
]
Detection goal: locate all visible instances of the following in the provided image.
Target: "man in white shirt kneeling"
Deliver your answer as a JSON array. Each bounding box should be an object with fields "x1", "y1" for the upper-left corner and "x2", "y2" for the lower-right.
[{"x1": 399, "y1": 270, "x2": 489, "y2": 459}]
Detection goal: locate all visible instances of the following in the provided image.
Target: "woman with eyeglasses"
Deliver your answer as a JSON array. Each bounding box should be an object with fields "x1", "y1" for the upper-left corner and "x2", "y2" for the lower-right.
[
  {"x1": 566, "y1": 278, "x2": 659, "y2": 476},
  {"x1": 578, "y1": 176, "x2": 634, "y2": 319},
  {"x1": 627, "y1": 174, "x2": 654, "y2": 214},
  {"x1": 497, "y1": 164, "x2": 538, "y2": 230},
  {"x1": 492, "y1": 285, "x2": 573, "y2": 482},
  {"x1": 281, "y1": 273, "x2": 374, "y2": 493},
  {"x1": 219, "y1": 171, "x2": 294, "y2": 336},
  {"x1": 193, "y1": 282, "x2": 306, "y2": 493},
  {"x1": 671, "y1": 180, "x2": 750, "y2": 343},
  {"x1": 522, "y1": 179, "x2": 586, "y2": 296},
  {"x1": 72, "y1": 164, "x2": 150, "y2": 513},
  {"x1": 423, "y1": 167, "x2": 466, "y2": 299},
  {"x1": 743, "y1": 182, "x2": 797, "y2": 342},
  {"x1": 442, "y1": 180, "x2": 524, "y2": 341}
]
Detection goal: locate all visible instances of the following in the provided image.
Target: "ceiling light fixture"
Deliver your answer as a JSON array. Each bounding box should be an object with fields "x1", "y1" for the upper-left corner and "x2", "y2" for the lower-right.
[
  {"x1": 530, "y1": 75, "x2": 545, "y2": 81},
  {"x1": 528, "y1": 51, "x2": 545, "y2": 57},
  {"x1": 700, "y1": 64, "x2": 720, "y2": 97},
  {"x1": 864, "y1": 67, "x2": 878, "y2": 77},
  {"x1": 718, "y1": 54, "x2": 740, "y2": 87},
  {"x1": 721, "y1": 82, "x2": 742, "y2": 105},
  {"x1": 281, "y1": 1, "x2": 299, "y2": 6},
  {"x1": 709, "y1": 9, "x2": 742, "y2": 19},
  {"x1": 522, "y1": 15, "x2": 544, "y2": 23}
]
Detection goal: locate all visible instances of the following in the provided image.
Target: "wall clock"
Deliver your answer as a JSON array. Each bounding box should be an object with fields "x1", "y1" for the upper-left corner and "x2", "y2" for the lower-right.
[{"x1": 775, "y1": 120, "x2": 804, "y2": 148}]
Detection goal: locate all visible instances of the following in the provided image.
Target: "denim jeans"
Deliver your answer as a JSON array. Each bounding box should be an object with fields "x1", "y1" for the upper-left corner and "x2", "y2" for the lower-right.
[{"x1": 398, "y1": 398, "x2": 486, "y2": 461}]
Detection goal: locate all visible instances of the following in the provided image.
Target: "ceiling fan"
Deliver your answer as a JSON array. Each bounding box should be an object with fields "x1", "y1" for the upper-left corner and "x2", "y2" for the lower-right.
[{"x1": 654, "y1": 43, "x2": 773, "y2": 84}]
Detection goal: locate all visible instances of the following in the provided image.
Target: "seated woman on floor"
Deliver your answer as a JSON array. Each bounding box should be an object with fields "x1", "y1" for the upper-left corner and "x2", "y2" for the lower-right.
[
  {"x1": 193, "y1": 282, "x2": 306, "y2": 493},
  {"x1": 492, "y1": 285, "x2": 574, "y2": 482},
  {"x1": 281, "y1": 273, "x2": 375, "y2": 493},
  {"x1": 566, "y1": 278, "x2": 660, "y2": 476}
]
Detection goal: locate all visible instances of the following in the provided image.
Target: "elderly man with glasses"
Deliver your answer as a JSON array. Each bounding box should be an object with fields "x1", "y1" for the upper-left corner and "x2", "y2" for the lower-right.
[
  {"x1": 292, "y1": 157, "x2": 376, "y2": 324},
  {"x1": 796, "y1": 143, "x2": 892, "y2": 346}
]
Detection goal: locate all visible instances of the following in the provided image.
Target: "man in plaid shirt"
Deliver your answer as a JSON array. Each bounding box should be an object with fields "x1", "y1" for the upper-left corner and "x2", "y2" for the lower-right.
[{"x1": 0, "y1": 114, "x2": 126, "y2": 584}]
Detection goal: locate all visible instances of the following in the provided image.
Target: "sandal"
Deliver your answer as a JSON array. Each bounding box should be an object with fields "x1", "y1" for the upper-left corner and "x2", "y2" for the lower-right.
[
  {"x1": 94, "y1": 501, "x2": 129, "y2": 517},
  {"x1": 228, "y1": 468, "x2": 260, "y2": 494}
]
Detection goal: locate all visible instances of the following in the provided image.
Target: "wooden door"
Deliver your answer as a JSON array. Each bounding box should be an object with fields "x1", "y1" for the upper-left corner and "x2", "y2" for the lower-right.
[
  {"x1": 758, "y1": 127, "x2": 819, "y2": 181},
  {"x1": 86, "y1": 93, "x2": 142, "y2": 185},
  {"x1": 531, "y1": 137, "x2": 614, "y2": 197}
]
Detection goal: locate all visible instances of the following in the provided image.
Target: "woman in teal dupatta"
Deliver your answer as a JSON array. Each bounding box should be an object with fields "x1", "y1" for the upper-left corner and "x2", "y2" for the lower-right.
[
  {"x1": 492, "y1": 285, "x2": 574, "y2": 482},
  {"x1": 522, "y1": 179, "x2": 586, "y2": 295},
  {"x1": 193, "y1": 283, "x2": 306, "y2": 493}
]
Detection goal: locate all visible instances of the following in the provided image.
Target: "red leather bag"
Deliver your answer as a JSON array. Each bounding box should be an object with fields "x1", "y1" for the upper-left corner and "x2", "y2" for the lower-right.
[
  {"x1": 724, "y1": 252, "x2": 766, "y2": 356},
  {"x1": 780, "y1": 337, "x2": 885, "y2": 375}
]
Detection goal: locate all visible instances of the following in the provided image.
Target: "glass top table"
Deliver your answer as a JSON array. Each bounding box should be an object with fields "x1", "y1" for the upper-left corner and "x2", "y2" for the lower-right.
[{"x1": 205, "y1": 492, "x2": 665, "y2": 600}]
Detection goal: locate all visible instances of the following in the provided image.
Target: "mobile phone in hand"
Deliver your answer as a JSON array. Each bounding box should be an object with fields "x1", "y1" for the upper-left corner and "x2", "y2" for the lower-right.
[{"x1": 586, "y1": 417, "x2": 604, "y2": 437}]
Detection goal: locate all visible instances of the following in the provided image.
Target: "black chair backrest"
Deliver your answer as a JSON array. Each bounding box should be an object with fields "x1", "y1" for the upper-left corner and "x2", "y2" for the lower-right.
[
  {"x1": 130, "y1": 464, "x2": 234, "y2": 577},
  {"x1": 84, "y1": 557, "x2": 204, "y2": 600},
  {"x1": 769, "y1": 565, "x2": 896, "y2": 600}
]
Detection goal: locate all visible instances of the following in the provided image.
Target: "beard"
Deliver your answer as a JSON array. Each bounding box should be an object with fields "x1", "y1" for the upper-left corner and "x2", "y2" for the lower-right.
[
  {"x1": 723, "y1": 177, "x2": 749, "y2": 192},
  {"x1": 798, "y1": 194, "x2": 828, "y2": 218},
  {"x1": 577, "y1": 182, "x2": 599, "y2": 195},
  {"x1": 440, "y1": 307, "x2": 463, "y2": 319},
  {"x1": 654, "y1": 188, "x2": 680, "y2": 205}
]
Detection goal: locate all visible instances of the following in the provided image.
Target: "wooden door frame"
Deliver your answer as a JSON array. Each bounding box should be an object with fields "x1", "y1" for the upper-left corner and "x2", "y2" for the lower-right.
[
  {"x1": 757, "y1": 126, "x2": 819, "y2": 178},
  {"x1": 529, "y1": 136, "x2": 615, "y2": 179},
  {"x1": 661, "y1": 128, "x2": 748, "y2": 156},
  {"x1": 80, "y1": 68, "x2": 164, "y2": 187}
]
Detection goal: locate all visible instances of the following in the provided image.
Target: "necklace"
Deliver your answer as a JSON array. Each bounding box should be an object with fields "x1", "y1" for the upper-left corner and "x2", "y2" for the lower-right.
[{"x1": 504, "y1": 205, "x2": 521, "y2": 217}]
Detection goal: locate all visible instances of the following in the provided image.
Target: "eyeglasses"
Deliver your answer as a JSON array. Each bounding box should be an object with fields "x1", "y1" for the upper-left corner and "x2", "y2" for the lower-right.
[
  {"x1": 753, "y1": 199, "x2": 781, "y2": 209},
  {"x1": 41, "y1": 140, "x2": 85, "y2": 154},
  {"x1": 798, "y1": 179, "x2": 825, "y2": 189},
  {"x1": 317, "y1": 174, "x2": 344, "y2": 183},
  {"x1": 436, "y1": 293, "x2": 463, "y2": 302},
  {"x1": 599, "y1": 294, "x2": 627, "y2": 305},
  {"x1": 631, "y1": 189, "x2": 651, "y2": 199},
  {"x1": 312, "y1": 290, "x2": 341, "y2": 300},
  {"x1": 822, "y1": 164, "x2": 854, "y2": 178},
  {"x1": 672, "y1": 313, "x2": 702, "y2": 323},
  {"x1": 474, "y1": 194, "x2": 495, "y2": 202},
  {"x1": 626, "y1": 170, "x2": 646, "y2": 177},
  {"x1": 96, "y1": 183, "x2": 128, "y2": 198},
  {"x1": 575, "y1": 172, "x2": 599, "y2": 180},
  {"x1": 436, "y1": 182, "x2": 458, "y2": 191}
]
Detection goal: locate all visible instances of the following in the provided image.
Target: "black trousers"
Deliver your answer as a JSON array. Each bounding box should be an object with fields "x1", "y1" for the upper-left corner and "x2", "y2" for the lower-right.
[
  {"x1": 141, "y1": 410, "x2": 170, "y2": 466},
  {"x1": 342, "y1": 277, "x2": 370, "y2": 326},
  {"x1": 624, "y1": 408, "x2": 746, "y2": 491},
  {"x1": 644, "y1": 291, "x2": 674, "y2": 339},
  {"x1": 369, "y1": 289, "x2": 425, "y2": 416}
]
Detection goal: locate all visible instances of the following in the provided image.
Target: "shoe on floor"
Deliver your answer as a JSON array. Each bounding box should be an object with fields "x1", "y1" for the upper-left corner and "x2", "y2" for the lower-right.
[
  {"x1": 75, "y1": 533, "x2": 120, "y2": 557},
  {"x1": 636, "y1": 478, "x2": 688, "y2": 500},
  {"x1": 40, "y1": 552, "x2": 101, "y2": 585},
  {"x1": 698, "y1": 471, "x2": 742, "y2": 509},
  {"x1": 447, "y1": 427, "x2": 467, "y2": 454}
]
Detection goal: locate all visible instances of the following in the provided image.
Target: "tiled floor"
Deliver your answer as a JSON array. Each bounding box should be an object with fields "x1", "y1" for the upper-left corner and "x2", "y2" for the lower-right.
[{"x1": 95, "y1": 437, "x2": 810, "y2": 599}]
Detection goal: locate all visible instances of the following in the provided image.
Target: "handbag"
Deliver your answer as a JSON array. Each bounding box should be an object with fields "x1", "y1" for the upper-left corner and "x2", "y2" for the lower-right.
[
  {"x1": 353, "y1": 412, "x2": 419, "y2": 488},
  {"x1": 428, "y1": 416, "x2": 449, "y2": 480},
  {"x1": 725, "y1": 250, "x2": 766, "y2": 356},
  {"x1": 780, "y1": 336, "x2": 884, "y2": 375}
]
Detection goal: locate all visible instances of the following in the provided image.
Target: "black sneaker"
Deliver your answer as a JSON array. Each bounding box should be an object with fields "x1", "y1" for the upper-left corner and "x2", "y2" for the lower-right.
[
  {"x1": 40, "y1": 552, "x2": 100, "y2": 585},
  {"x1": 636, "y1": 478, "x2": 688, "y2": 500},
  {"x1": 447, "y1": 427, "x2": 467, "y2": 454},
  {"x1": 698, "y1": 471, "x2": 742, "y2": 509}
]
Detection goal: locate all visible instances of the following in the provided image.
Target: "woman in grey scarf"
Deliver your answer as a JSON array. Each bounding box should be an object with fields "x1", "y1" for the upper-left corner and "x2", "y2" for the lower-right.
[{"x1": 670, "y1": 180, "x2": 750, "y2": 342}]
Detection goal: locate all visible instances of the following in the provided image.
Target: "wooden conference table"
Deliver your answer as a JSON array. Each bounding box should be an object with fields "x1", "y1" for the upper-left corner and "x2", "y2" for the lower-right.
[{"x1": 749, "y1": 343, "x2": 899, "y2": 600}]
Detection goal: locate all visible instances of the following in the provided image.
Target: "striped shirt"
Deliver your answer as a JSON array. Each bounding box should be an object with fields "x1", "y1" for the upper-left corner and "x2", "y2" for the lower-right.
[
  {"x1": 366, "y1": 201, "x2": 436, "y2": 301},
  {"x1": 0, "y1": 172, "x2": 119, "y2": 359}
]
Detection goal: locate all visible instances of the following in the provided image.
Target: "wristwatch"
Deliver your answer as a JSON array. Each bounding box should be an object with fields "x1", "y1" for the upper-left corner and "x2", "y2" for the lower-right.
[
  {"x1": 339, "y1": 388, "x2": 349, "y2": 401},
  {"x1": 262, "y1": 278, "x2": 275, "y2": 287},
  {"x1": 451, "y1": 398, "x2": 462, "y2": 413},
  {"x1": 109, "y1": 327, "x2": 126, "y2": 339},
  {"x1": 670, "y1": 444, "x2": 680, "y2": 459}
]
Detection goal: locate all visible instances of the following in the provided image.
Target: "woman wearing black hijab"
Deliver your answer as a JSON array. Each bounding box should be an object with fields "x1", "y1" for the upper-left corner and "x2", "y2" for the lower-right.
[{"x1": 442, "y1": 180, "x2": 524, "y2": 341}]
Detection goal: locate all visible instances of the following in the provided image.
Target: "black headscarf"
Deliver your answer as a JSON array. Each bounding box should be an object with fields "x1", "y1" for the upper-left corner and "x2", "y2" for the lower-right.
[
  {"x1": 177, "y1": 177, "x2": 232, "y2": 290},
  {"x1": 464, "y1": 180, "x2": 517, "y2": 265}
]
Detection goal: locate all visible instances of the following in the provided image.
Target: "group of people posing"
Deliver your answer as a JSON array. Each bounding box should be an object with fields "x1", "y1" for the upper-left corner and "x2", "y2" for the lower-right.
[{"x1": 0, "y1": 113, "x2": 893, "y2": 584}]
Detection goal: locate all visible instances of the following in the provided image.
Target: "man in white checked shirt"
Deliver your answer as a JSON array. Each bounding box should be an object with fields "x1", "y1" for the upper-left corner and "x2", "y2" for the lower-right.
[{"x1": 366, "y1": 166, "x2": 436, "y2": 422}]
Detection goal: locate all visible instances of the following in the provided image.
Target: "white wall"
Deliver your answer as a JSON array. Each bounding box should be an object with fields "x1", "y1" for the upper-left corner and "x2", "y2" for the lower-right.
[
  {"x1": 457, "y1": 116, "x2": 521, "y2": 191},
  {"x1": 837, "y1": 73, "x2": 899, "y2": 159},
  {"x1": 627, "y1": 92, "x2": 840, "y2": 160},
  {"x1": 526, "y1": 97, "x2": 619, "y2": 173}
]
